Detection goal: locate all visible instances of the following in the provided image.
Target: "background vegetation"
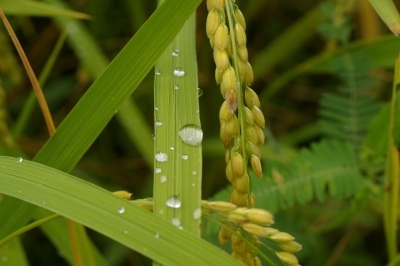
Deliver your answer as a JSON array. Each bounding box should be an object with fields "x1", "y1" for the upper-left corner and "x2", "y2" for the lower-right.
[{"x1": 0, "y1": 0, "x2": 399, "y2": 265}]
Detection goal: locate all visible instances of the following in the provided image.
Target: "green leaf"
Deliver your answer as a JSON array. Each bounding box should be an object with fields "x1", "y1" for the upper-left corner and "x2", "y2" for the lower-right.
[
  {"x1": 369, "y1": 0, "x2": 400, "y2": 35},
  {"x1": 0, "y1": 156, "x2": 240, "y2": 265},
  {"x1": 0, "y1": 0, "x2": 90, "y2": 19}
]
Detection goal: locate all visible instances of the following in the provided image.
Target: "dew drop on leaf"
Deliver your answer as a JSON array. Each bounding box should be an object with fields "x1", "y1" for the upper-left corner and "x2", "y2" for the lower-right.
[
  {"x1": 118, "y1": 207, "x2": 125, "y2": 214},
  {"x1": 166, "y1": 195, "x2": 181, "y2": 208},
  {"x1": 178, "y1": 124, "x2": 203, "y2": 146}
]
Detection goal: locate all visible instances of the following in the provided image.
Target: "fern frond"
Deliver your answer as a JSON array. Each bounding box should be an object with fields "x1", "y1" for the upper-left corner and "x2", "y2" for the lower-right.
[
  {"x1": 252, "y1": 139, "x2": 364, "y2": 213},
  {"x1": 318, "y1": 54, "x2": 381, "y2": 148}
]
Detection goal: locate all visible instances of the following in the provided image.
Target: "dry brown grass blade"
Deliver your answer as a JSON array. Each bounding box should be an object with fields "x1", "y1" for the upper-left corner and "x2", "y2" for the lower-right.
[{"x1": 0, "y1": 8, "x2": 56, "y2": 136}]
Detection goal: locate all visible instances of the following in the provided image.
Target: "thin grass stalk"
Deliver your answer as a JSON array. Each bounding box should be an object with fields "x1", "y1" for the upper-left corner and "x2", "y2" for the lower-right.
[
  {"x1": 153, "y1": 7, "x2": 202, "y2": 238},
  {"x1": 383, "y1": 56, "x2": 400, "y2": 261}
]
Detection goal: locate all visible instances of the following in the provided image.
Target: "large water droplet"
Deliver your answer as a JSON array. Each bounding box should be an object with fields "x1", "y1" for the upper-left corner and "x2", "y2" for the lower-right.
[
  {"x1": 172, "y1": 49, "x2": 179, "y2": 57},
  {"x1": 198, "y1": 88, "x2": 203, "y2": 97},
  {"x1": 193, "y1": 208, "x2": 202, "y2": 220},
  {"x1": 118, "y1": 207, "x2": 125, "y2": 214},
  {"x1": 17, "y1": 157, "x2": 23, "y2": 163},
  {"x1": 181, "y1": 154, "x2": 188, "y2": 160},
  {"x1": 173, "y1": 68, "x2": 185, "y2": 77},
  {"x1": 160, "y1": 175, "x2": 167, "y2": 183},
  {"x1": 155, "y1": 121, "x2": 163, "y2": 127},
  {"x1": 155, "y1": 152, "x2": 169, "y2": 162},
  {"x1": 166, "y1": 195, "x2": 181, "y2": 208},
  {"x1": 178, "y1": 124, "x2": 203, "y2": 146},
  {"x1": 155, "y1": 168, "x2": 162, "y2": 174}
]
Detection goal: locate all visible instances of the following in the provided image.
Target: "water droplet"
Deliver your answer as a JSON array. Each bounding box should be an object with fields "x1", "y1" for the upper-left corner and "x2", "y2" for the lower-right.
[
  {"x1": 17, "y1": 157, "x2": 23, "y2": 163},
  {"x1": 42, "y1": 201, "x2": 46, "y2": 205},
  {"x1": 173, "y1": 68, "x2": 185, "y2": 77},
  {"x1": 2, "y1": 256, "x2": 8, "y2": 262},
  {"x1": 181, "y1": 154, "x2": 188, "y2": 160},
  {"x1": 196, "y1": 110, "x2": 200, "y2": 113},
  {"x1": 172, "y1": 217, "x2": 180, "y2": 226},
  {"x1": 192, "y1": 183, "x2": 196, "y2": 187},
  {"x1": 155, "y1": 168, "x2": 162, "y2": 174},
  {"x1": 170, "y1": 146, "x2": 175, "y2": 150},
  {"x1": 155, "y1": 121, "x2": 163, "y2": 127},
  {"x1": 193, "y1": 208, "x2": 201, "y2": 220},
  {"x1": 118, "y1": 207, "x2": 125, "y2": 214},
  {"x1": 172, "y1": 49, "x2": 179, "y2": 57},
  {"x1": 174, "y1": 85, "x2": 179, "y2": 90},
  {"x1": 115, "y1": 109, "x2": 118, "y2": 114},
  {"x1": 198, "y1": 88, "x2": 203, "y2": 97},
  {"x1": 160, "y1": 175, "x2": 167, "y2": 183},
  {"x1": 124, "y1": 230, "x2": 128, "y2": 234},
  {"x1": 155, "y1": 152, "x2": 169, "y2": 162},
  {"x1": 192, "y1": 171, "x2": 197, "y2": 176},
  {"x1": 155, "y1": 106, "x2": 159, "y2": 111},
  {"x1": 178, "y1": 124, "x2": 203, "y2": 146},
  {"x1": 166, "y1": 195, "x2": 181, "y2": 208},
  {"x1": 155, "y1": 69, "x2": 161, "y2": 76},
  {"x1": 152, "y1": 134, "x2": 156, "y2": 140},
  {"x1": 155, "y1": 232, "x2": 160, "y2": 238}
]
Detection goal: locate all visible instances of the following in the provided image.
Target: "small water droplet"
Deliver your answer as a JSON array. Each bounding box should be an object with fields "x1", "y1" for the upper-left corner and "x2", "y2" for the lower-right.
[
  {"x1": 166, "y1": 195, "x2": 181, "y2": 208},
  {"x1": 174, "y1": 85, "x2": 179, "y2": 90},
  {"x1": 192, "y1": 171, "x2": 197, "y2": 176},
  {"x1": 155, "y1": 106, "x2": 159, "y2": 111},
  {"x1": 124, "y1": 230, "x2": 128, "y2": 234},
  {"x1": 192, "y1": 183, "x2": 196, "y2": 187},
  {"x1": 172, "y1": 49, "x2": 179, "y2": 57},
  {"x1": 155, "y1": 69, "x2": 161, "y2": 76},
  {"x1": 173, "y1": 68, "x2": 185, "y2": 77},
  {"x1": 155, "y1": 232, "x2": 160, "y2": 238},
  {"x1": 170, "y1": 146, "x2": 175, "y2": 150},
  {"x1": 193, "y1": 208, "x2": 201, "y2": 220},
  {"x1": 172, "y1": 217, "x2": 180, "y2": 226},
  {"x1": 155, "y1": 168, "x2": 162, "y2": 174},
  {"x1": 155, "y1": 152, "x2": 169, "y2": 162},
  {"x1": 160, "y1": 175, "x2": 167, "y2": 183},
  {"x1": 152, "y1": 134, "x2": 156, "y2": 140},
  {"x1": 196, "y1": 110, "x2": 200, "y2": 113},
  {"x1": 178, "y1": 124, "x2": 203, "y2": 146},
  {"x1": 118, "y1": 207, "x2": 125, "y2": 214},
  {"x1": 181, "y1": 154, "x2": 188, "y2": 160},
  {"x1": 2, "y1": 256, "x2": 8, "y2": 262},
  {"x1": 42, "y1": 201, "x2": 46, "y2": 205},
  {"x1": 17, "y1": 157, "x2": 23, "y2": 163},
  {"x1": 38, "y1": 183, "x2": 42, "y2": 186},
  {"x1": 155, "y1": 121, "x2": 163, "y2": 127},
  {"x1": 198, "y1": 88, "x2": 203, "y2": 97}
]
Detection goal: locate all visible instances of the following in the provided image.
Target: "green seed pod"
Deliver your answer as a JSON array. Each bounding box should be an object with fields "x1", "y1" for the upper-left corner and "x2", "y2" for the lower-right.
[
  {"x1": 245, "y1": 208, "x2": 274, "y2": 226},
  {"x1": 278, "y1": 241, "x2": 302, "y2": 253},
  {"x1": 270, "y1": 232, "x2": 295, "y2": 244},
  {"x1": 231, "y1": 152, "x2": 245, "y2": 177},
  {"x1": 275, "y1": 252, "x2": 299, "y2": 265},
  {"x1": 220, "y1": 124, "x2": 233, "y2": 148},
  {"x1": 214, "y1": 24, "x2": 229, "y2": 50},
  {"x1": 241, "y1": 223, "x2": 268, "y2": 237},
  {"x1": 229, "y1": 190, "x2": 248, "y2": 207},
  {"x1": 244, "y1": 106, "x2": 254, "y2": 125},
  {"x1": 234, "y1": 23, "x2": 246, "y2": 46},
  {"x1": 244, "y1": 61, "x2": 254, "y2": 85},
  {"x1": 264, "y1": 228, "x2": 280, "y2": 236},
  {"x1": 235, "y1": 174, "x2": 250, "y2": 194},
  {"x1": 215, "y1": 68, "x2": 223, "y2": 85},
  {"x1": 237, "y1": 58, "x2": 247, "y2": 77},
  {"x1": 214, "y1": 49, "x2": 230, "y2": 72},
  {"x1": 246, "y1": 141, "x2": 261, "y2": 159},
  {"x1": 225, "y1": 89, "x2": 238, "y2": 112},
  {"x1": 206, "y1": 9, "x2": 221, "y2": 37},
  {"x1": 226, "y1": 160, "x2": 235, "y2": 183},
  {"x1": 224, "y1": 114, "x2": 238, "y2": 136},
  {"x1": 254, "y1": 125, "x2": 265, "y2": 144},
  {"x1": 208, "y1": 201, "x2": 237, "y2": 212},
  {"x1": 237, "y1": 45, "x2": 248, "y2": 62},
  {"x1": 246, "y1": 126, "x2": 258, "y2": 145},
  {"x1": 112, "y1": 190, "x2": 132, "y2": 200},
  {"x1": 235, "y1": 8, "x2": 246, "y2": 30},
  {"x1": 245, "y1": 87, "x2": 261, "y2": 108},
  {"x1": 221, "y1": 66, "x2": 237, "y2": 91},
  {"x1": 250, "y1": 154, "x2": 263, "y2": 178},
  {"x1": 252, "y1": 106, "x2": 265, "y2": 128},
  {"x1": 219, "y1": 101, "x2": 233, "y2": 121},
  {"x1": 218, "y1": 228, "x2": 231, "y2": 245}
]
